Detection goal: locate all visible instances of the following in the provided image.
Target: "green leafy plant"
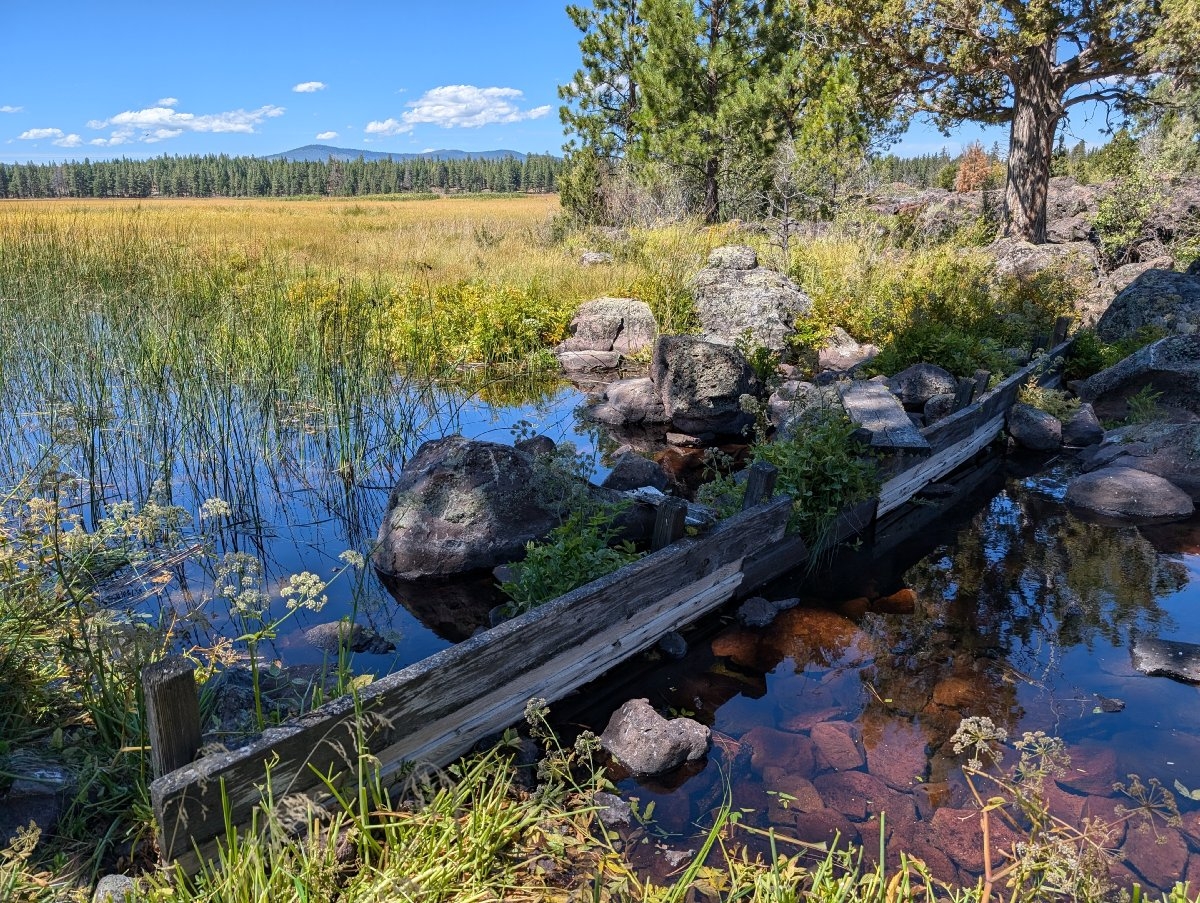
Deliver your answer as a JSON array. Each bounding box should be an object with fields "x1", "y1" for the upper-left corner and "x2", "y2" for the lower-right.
[
  {"x1": 1018, "y1": 384, "x2": 1080, "y2": 421},
  {"x1": 499, "y1": 503, "x2": 642, "y2": 616},
  {"x1": 1064, "y1": 327, "x2": 1169, "y2": 380},
  {"x1": 1126, "y1": 385, "x2": 1166, "y2": 423},
  {"x1": 698, "y1": 407, "x2": 879, "y2": 550}
]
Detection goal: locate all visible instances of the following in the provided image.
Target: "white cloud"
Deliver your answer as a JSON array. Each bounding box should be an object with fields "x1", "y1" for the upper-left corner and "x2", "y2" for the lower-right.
[
  {"x1": 18, "y1": 127, "x2": 64, "y2": 140},
  {"x1": 0, "y1": 105, "x2": 22, "y2": 114},
  {"x1": 156, "y1": 97, "x2": 179, "y2": 107},
  {"x1": 86, "y1": 103, "x2": 286, "y2": 145},
  {"x1": 293, "y1": 81, "x2": 327, "y2": 93},
  {"x1": 53, "y1": 133, "x2": 82, "y2": 148},
  {"x1": 316, "y1": 130, "x2": 339, "y2": 140},
  {"x1": 365, "y1": 85, "x2": 551, "y2": 136}
]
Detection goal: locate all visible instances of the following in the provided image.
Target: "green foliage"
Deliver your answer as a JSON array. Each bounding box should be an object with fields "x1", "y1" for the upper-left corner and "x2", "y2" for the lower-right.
[
  {"x1": 500, "y1": 503, "x2": 643, "y2": 615},
  {"x1": 1019, "y1": 384, "x2": 1080, "y2": 421},
  {"x1": 1126, "y1": 385, "x2": 1166, "y2": 423},
  {"x1": 558, "y1": 149, "x2": 609, "y2": 225},
  {"x1": 1064, "y1": 327, "x2": 1169, "y2": 380},
  {"x1": 869, "y1": 322, "x2": 1010, "y2": 378},
  {"x1": 698, "y1": 407, "x2": 879, "y2": 547},
  {"x1": 1093, "y1": 164, "x2": 1160, "y2": 264},
  {"x1": 735, "y1": 330, "x2": 782, "y2": 384}
]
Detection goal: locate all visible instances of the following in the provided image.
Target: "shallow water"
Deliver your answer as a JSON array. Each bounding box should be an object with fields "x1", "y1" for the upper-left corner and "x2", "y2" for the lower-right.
[{"x1": 573, "y1": 460, "x2": 1200, "y2": 892}]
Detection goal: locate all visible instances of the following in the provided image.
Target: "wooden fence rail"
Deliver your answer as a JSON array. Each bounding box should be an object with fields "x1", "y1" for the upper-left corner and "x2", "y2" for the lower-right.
[{"x1": 148, "y1": 337, "x2": 1073, "y2": 873}]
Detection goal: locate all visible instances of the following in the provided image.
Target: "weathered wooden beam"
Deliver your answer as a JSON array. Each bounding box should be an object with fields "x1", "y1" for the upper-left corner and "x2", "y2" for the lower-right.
[
  {"x1": 951, "y1": 377, "x2": 976, "y2": 413},
  {"x1": 142, "y1": 657, "x2": 201, "y2": 780},
  {"x1": 879, "y1": 414, "x2": 1005, "y2": 515},
  {"x1": 742, "y1": 461, "x2": 779, "y2": 510},
  {"x1": 652, "y1": 497, "x2": 688, "y2": 550},
  {"x1": 152, "y1": 494, "x2": 792, "y2": 872},
  {"x1": 837, "y1": 381, "x2": 930, "y2": 454}
]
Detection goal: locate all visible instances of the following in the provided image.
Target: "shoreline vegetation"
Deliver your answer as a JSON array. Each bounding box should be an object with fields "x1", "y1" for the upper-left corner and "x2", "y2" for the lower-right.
[{"x1": 1, "y1": 191, "x2": 1197, "y2": 902}]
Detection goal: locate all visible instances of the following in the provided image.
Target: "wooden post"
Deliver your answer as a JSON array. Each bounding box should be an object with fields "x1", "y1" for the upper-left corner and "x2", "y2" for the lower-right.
[
  {"x1": 143, "y1": 657, "x2": 202, "y2": 779},
  {"x1": 1052, "y1": 315, "x2": 1073, "y2": 347},
  {"x1": 951, "y1": 377, "x2": 976, "y2": 412},
  {"x1": 973, "y1": 370, "x2": 991, "y2": 398},
  {"x1": 652, "y1": 497, "x2": 688, "y2": 550},
  {"x1": 1030, "y1": 332, "x2": 1050, "y2": 356},
  {"x1": 742, "y1": 462, "x2": 779, "y2": 510}
]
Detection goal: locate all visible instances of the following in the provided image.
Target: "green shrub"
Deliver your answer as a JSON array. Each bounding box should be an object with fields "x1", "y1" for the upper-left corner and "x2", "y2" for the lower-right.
[
  {"x1": 868, "y1": 322, "x2": 1011, "y2": 378},
  {"x1": 499, "y1": 504, "x2": 642, "y2": 616},
  {"x1": 1064, "y1": 327, "x2": 1169, "y2": 380},
  {"x1": 698, "y1": 407, "x2": 879, "y2": 548}
]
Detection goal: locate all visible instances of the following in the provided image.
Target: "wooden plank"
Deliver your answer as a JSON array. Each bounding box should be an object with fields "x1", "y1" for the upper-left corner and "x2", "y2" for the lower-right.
[
  {"x1": 739, "y1": 535, "x2": 810, "y2": 598},
  {"x1": 142, "y1": 657, "x2": 201, "y2": 779},
  {"x1": 837, "y1": 381, "x2": 930, "y2": 454},
  {"x1": 828, "y1": 497, "x2": 878, "y2": 546},
  {"x1": 878, "y1": 413, "x2": 1005, "y2": 515},
  {"x1": 152, "y1": 494, "x2": 791, "y2": 869},
  {"x1": 951, "y1": 377, "x2": 976, "y2": 412},
  {"x1": 1052, "y1": 315, "x2": 1073, "y2": 347},
  {"x1": 922, "y1": 403, "x2": 985, "y2": 455},
  {"x1": 652, "y1": 498, "x2": 687, "y2": 550}
]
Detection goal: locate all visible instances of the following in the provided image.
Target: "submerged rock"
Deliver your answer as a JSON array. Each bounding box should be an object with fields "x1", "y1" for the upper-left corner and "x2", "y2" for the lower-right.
[
  {"x1": 601, "y1": 450, "x2": 669, "y2": 492},
  {"x1": 1065, "y1": 465, "x2": 1194, "y2": 524},
  {"x1": 585, "y1": 377, "x2": 669, "y2": 427},
  {"x1": 599, "y1": 698, "x2": 710, "y2": 776}
]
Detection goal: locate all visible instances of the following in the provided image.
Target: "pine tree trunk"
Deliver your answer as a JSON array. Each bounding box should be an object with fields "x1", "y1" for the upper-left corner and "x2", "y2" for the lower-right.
[
  {"x1": 703, "y1": 156, "x2": 720, "y2": 223},
  {"x1": 1003, "y1": 40, "x2": 1063, "y2": 244}
]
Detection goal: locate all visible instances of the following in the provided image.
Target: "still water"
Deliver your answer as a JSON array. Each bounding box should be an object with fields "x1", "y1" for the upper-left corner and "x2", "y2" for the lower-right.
[{"x1": 568, "y1": 461, "x2": 1200, "y2": 892}]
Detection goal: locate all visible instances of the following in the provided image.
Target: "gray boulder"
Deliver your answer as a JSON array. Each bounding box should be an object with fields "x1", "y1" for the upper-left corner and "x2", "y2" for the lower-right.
[
  {"x1": 1008, "y1": 403, "x2": 1062, "y2": 450},
  {"x1": 586, "y1": 377, "x2": 669, "y2": 427},
  {"x1": 579, "y1": 250, "x2": 614, "y2": 266},
  {"x1": 987, "y1": 237, "x2": 1101, "y2": 286},
  {"x1": 373, "y1": 437, "x2": 649, "y2": 580},
  {"x1": 887, "y1": 363, "x2": 958, "y2": 409},
  {"x1": 766, "y1": 380, "x2": 820, "y2": 427},
  {"x1": 1091, "y1": 421, "x2": 1200, "y2": 500},
  {"x1": 556, "y1": 297, "x2": 658, "y2": 355},
  {"x1": 691, "y1": 250, "x2": 812, "y2": 352},
  {"x1": 1047, "y1": 177, "x2": 1102, "y2": 220},
  {"x1": 302, "y1": 622, "x2": 395, "y2": 655},
  {"x1": 1065, "y1": 466, "x2": 1194, "y2": 524},
  {"x1": 706, "y1": 245, "x2": 758, "y2": 269},
  {"x1": 601, "y1": 451, "x2": 669, "y2": 492},
  {"x1": 599, "y1": 698, "x2": 711, "y2": 776},
  {"x1": 1079, "y1": 335, "x2": 1200, "y2": 417},
  {"x1": 651, "y1": 335, "x2": 758, "y2": 435},
  {"x1": 1046, "y1": 213, "x2": 1094, "y2": 243},
  {"x1": 923, "y1": 392, "x2": 957, "y2": 426},
  {"x1": 1078, "y1": 257, "x2": 1175, "y2": 328},
  {"x1": 1189, "y1": 258, "x2": 1200, "y2": 277},
  {"x1": 1062, "y1": 403, "x2": 1104, "y2": 447},
  {"x1": 818, "y1": 327, "x2": 879, "y2": 372},
  {"x1": 1, "y1": 754, "x2": 73, "y2": 847},
  {"x1": 1095, "y1": 269, "x2": 1200, "y2": 343}
]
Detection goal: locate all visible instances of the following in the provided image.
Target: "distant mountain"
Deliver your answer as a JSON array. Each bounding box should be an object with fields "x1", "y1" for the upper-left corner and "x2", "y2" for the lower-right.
[{"x1": 266, "y1": 144, "x2": 535, "y2": 163}]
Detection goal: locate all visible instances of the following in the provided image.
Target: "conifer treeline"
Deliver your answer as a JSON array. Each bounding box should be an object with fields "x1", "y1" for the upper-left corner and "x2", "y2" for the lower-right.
[{"x1": 0, "y1": 153, "x2": 562, "y2": 199}]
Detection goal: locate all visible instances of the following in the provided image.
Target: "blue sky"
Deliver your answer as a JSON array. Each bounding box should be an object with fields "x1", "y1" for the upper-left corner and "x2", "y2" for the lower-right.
[{"x1": 0, "y1": 1, "x2": 1113, "y2": 164}]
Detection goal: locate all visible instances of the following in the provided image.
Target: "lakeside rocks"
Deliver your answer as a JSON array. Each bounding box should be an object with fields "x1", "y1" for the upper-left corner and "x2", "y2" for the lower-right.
[
  {"x1": 555, "y1": 297, "x2": 658, "y2": 373},
  {"x1": 1008, "y1": 403, "x2": 1062, "y2": 450},
  {"x1": 600, "y1": 698, "x2": 711, "y2": 776},
  {"x1": 886, "y1": 363, "x2": 958, "y2": 409},
  {"x1": 690, "y1": 245, "x2": 813, "y2": 352},
  {"x1": 1081, "y1": 421, "x2": 1200, "y2": 501},
  {"x1": 650, "y1": 335, "x2": 759, "y2": 435}
]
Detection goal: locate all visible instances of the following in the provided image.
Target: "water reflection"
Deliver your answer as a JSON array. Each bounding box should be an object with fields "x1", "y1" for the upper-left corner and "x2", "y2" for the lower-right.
[{"x1": 583, "y1": 463, "x2": 1200, "y2": 892}]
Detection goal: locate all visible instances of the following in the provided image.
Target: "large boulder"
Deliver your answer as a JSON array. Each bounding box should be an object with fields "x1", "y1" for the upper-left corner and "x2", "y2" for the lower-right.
[
  {"x1": 1047, "y1": 177, "x2": 1103, "y2": 220},
  {"x1": 373, "y1": 437, "x2": 648, "y2": 580},
  {"x1": 585, "y1": 377, "x2": 670, "y2": 427},
  {"x1": 599, "y1": 698, "x2": 711, "y2": 776},
  {"x1": 1008, "y1": 403, "x2": 1062, "y2": 451},
  {"x1": 915, "y1": 191, "x2": 999, "y2": 240},
  {"x1": 987, "y1": 237, "x2": 1101, "y2": 286},
  {"x1": 1065, "y1": 466, "x2": 1194, "y2": 524},
  {"x1": 690, "y1": 246, "x2": 813, "y2": 352},
  {"x1": 651, "y1": 335, "x2": 759, "y2": 435},
  {"x1": 1078, "y1": 257, "x2": 1175, "y2": 328},
  {"x1": 766, "y1": 380, "x2": 821, "y2": 427},
  {"x1": 1078, "y1": 335, "x2": 1200, "y2": 418},
  {"x1": 556, "y1": 297, "x2": 658, "y2": 355},
  {"x1": 1094, "y1": 269, "x2": 1200, "y2": 343},
  {"x1": 1062, "y1": 403, "x2": 1104, "y2": 447},
  {"x1": 886, "y1": 363, "x2": 958, "y2": 409}
]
